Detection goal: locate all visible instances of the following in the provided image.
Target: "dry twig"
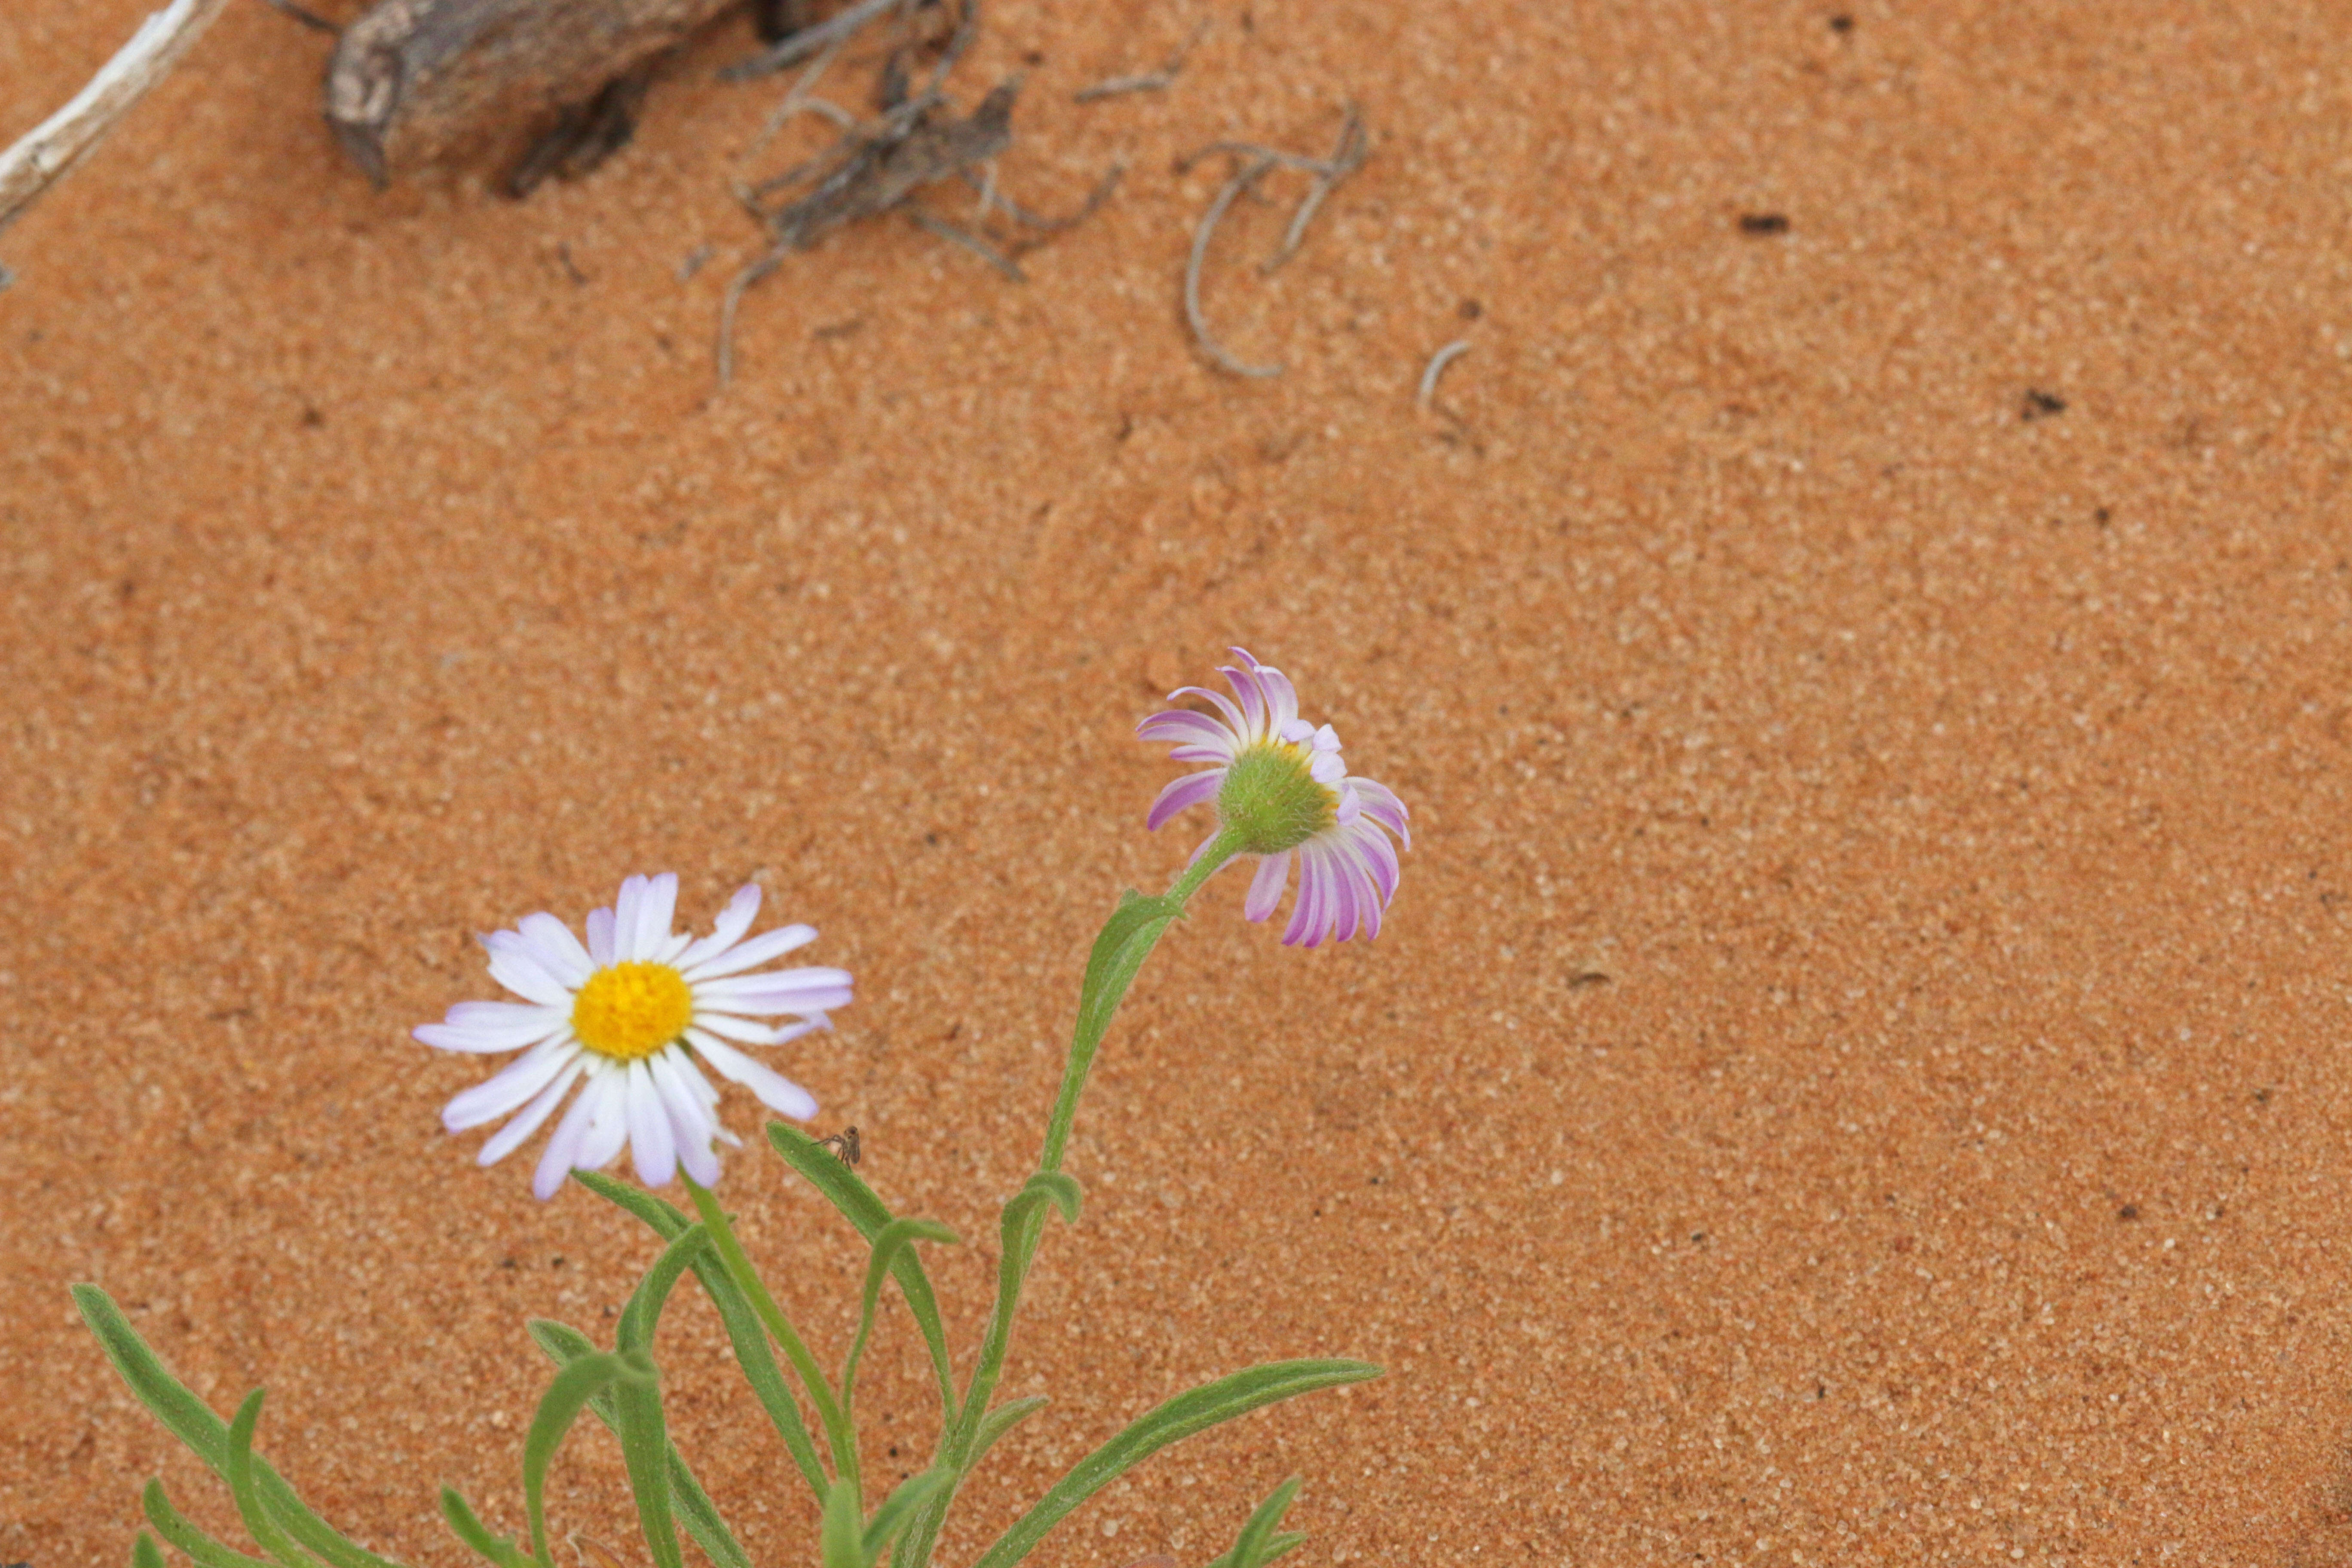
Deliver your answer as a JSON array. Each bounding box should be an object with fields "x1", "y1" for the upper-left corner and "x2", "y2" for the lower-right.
[
  {"x1": 1178, "y1": 106, "x2": 1370, "y2": 377},
  {"x1": 723, "y1": 0, "x2": 910, "y2": 80},
  {"x1": 1074, "y1": 17, "x2": 1207, "y2": 101},
  {"x1": 254, "y1": 0, "x2": 339, "y2": 32},
  {"x1": 1184, "y1": 154, "x2": 1281, "y2": 377},
  {"x1": 1418, "y1": 338, "x2": 1471, "y2": 408},
  {"x1": 0, "y1": 0, "x2": 232, "y2": 269}
]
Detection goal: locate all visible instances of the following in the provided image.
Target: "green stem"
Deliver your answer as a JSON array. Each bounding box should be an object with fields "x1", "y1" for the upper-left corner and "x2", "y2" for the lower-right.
[
  {"x1": 898, "y1": 831, "x2": 1243, "y2": 1568},
  {"x1": 683, "y1": 1177, "x2": 861, "y2": 1501}
]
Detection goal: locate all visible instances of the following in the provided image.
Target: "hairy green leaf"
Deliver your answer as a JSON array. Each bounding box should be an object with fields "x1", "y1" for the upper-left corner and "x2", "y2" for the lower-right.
[
  {"x1": 143, "y1": 1479, "x2": 270, "y2": 1568},
  {"x1": 611, "y1": 1356, "x2": 683, "y2": 1568},
  {"x1": 818, "y1": 1477, "x2": 864, "y2": 1568},
  {"x1": 74, "y1": 1286, "x2": 408, "y2": 1568},
  {"x1": 1201, "y1": 1532, "x2": 1305, "y2": 1568},
  {"x1": 224, "y1": 1393, "x2": 316, "y2": 1568},
  {"x1": 766, "y1": 1126, "x2": 959, "y2": 1422},
  {"x1": 134, "y1": 1532, "x2": 167, "y2": 1568},
  {"x1": 573, "y1": 1173, "x2": 829, "y2": 1499},
  {"x1": 616, "y1": 1222, "x2": 709, "y2": 1354},
  {"x1": 527, "y1": 1322, "x2": 751, "y2": 1568},
  {"x1": 1004, "y1": 1173, "x2": 1081, "y2": 1230},
  {"x1": 523, "y1": 1350, "x2": 643, "y2": 1567},
  {"x1": 436, "y1": 1488, "x2": 533, "y2": 1568},
  {"x1": 1226, "y1": 1477, "x2": 1300, "y2": 1568},
  {"x1": 843, "y1": 1217, "x2": 959, "y2": 1413},
  {"x1": 968, "y1": 1397, "x2": 1048, "y2": 1469},
  {"x1": 861, "y1": 1470, "x2": 953, "y2": 1567},
  {"x1": 967, "y1": 1360, "x2": 1378, "y2": 1568}
]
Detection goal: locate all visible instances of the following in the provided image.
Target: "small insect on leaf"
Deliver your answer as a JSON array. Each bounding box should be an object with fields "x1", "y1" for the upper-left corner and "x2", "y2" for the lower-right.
[{"x1": 815, "y1": 1126, "x2": 861, "y2": 1167}]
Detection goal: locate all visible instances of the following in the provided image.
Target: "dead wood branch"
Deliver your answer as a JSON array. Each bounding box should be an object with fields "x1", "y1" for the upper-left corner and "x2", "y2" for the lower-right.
[
  {"x1": 1074, "y1": 17, "x2": 1206, "y2": 102},
  {"x1": 1418, "y1": 338, "x2": 1470, "y2": 407},
  {"x1": 325, "y1": 0, "x2": 736, "y2": 184},
  {"x1": 0, "y1": 0, "x2": 232, "y2": 264},
  {"x1": 1179, "y1": 106, "x2": 1369, "y2": 377}
]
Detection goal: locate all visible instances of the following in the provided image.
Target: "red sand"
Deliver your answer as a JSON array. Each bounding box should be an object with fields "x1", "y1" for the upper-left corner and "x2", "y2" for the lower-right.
[{"x1": 6, "y1": 1, "x2": 2352, "y2": 1563}]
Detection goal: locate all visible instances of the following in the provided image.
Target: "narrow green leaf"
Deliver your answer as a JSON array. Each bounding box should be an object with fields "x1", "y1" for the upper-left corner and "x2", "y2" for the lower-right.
[
  {"x1": 135, "y1": 1532, "x2": 167, "y2": 1568},
  {"x1": 74, "y1": 1286, "x2": 409, "y2": 1568},
  {"x1": 437, "y1": 1488, "x2": 533, "y2": 1568},
  {"x1": 1006, "y1": 1173, "x2": 1081, "y2": 1229},
  {"x1": 1075, "y1": 892, "x2": 1180, "y2": 1029},
  {"x1": 224, "y1": 1393, "x2": 317, "y2": 1568},
  {"x1": 1201, "y1": 1532, "x2": 1305, "y2": 1568},
  {"x1": 967, "y1": 1360, "x2": 1379, "y2": 1568},
  {"x1": 1226, "y1": 1477, "x2": 1300, "y2": 1568},
  {"x1": 818, "y1": 1477, "x2": 864, "y2": 1568},
  {"x1": 526, "y1": 1322, "x2": 751, "y2": 1568},
  {"x1": 523, "y1": 1351, "x2": 640, "y2": 1567},
  {"x1": 860, "y1": 1470, "x2": 953, "y2": 1566},
  {"x1": 767, "y1": 1126, "x2": 960, "y2": 1423},
  {"x1": 610, "y1": 1350, "x2": 683, "y2": 1568},
  {"x1": 968, "y1": 1397, "x2": 1048, "y2": 1468},
  {"x1": 75, "y1": 1286, "x2": 227, "y2": 1470},
  {"x1": 572, "y1": 1175, "x2": 829, "y2": 1500},
  {"x1": 144, "y1": 1479, "x2": 270, "y2": 1568},
  {"x1": 616, "y1": 1222, "x2": 709, "y2": 1354},
  {"x1": 842, "y1": 1217, "x2": 959, "y2": 1412}
]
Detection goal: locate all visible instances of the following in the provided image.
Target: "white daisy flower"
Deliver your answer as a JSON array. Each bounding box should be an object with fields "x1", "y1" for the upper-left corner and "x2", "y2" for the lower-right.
[{"x1": 414, "y1": 873, "x2": 850, "y2": 1199}]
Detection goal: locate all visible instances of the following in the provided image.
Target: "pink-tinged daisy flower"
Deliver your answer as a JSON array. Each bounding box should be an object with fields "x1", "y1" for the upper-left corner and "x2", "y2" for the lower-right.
[
  {"x1": 1137, "y1": 648, "x2": 1410, "y2": 946},
  {"x1": 414, "y1": 874, "x2": 850, "y2": 1198}
]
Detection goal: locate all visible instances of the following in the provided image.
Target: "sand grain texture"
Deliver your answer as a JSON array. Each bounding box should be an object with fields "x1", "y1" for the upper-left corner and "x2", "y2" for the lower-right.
[{"x1": 4, "y1": 1, "x2": 2352, "y2": 1564}]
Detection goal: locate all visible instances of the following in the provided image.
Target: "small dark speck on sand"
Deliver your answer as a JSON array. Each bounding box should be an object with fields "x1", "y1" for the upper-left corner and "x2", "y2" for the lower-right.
[
  {"x1": 1738, "y1": 212, "x2": 1790, "y2": 236},
  {"x1": 2022, "y1": 388, "x2": 2068, "y2": 420}
]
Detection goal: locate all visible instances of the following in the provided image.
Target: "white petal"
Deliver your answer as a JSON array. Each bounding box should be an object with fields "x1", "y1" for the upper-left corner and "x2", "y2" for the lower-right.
[
  {"x1": 481, "y1": 1059, "x2": 584, "y2": 1167},
  {"x1": 484, "y1": 937, "x2": 574, "y2": 1007},
  {"x1": 533, "y1": 1068, "x2": 606, "y2": 1199},
  {"x1": 648, "y1": 1050, "x2": 721, "y2": 1186},
  {"x1": 586, "y1": 906, "x2": 618, "y2": 968},
  {"x1": 579, "y1": 1067, "x2": 631, "y2": 1170},
  {"x1": 613, "y1": 876, "x2": 649, "y2": 962},
  {"x1": 692, "y1": 1016, "x2": 823, "y2": 1050},
  {"x1": 415, "y1": 1017, "x2": 564, "y2": 1054},
  {"x1": 442, "y1": 1037, "x2": 579, "y2": 1131},
  {"x1": 687, "y1": 1028, "x2": 819, "y2": 1121},
  {"x1": 680, "y1": 924, "x2": 818, "y2": 983},
  {"x1": 675, "y1": 885, "x2": 763, "y2": 973},
  {"x1": 636, "y1": 874, "x2": 680, "y2": 966},
  {"x1": 626, "y1": 1061, "x2": 678, "y2": 1187},
  {"x1": 518, "y1": 913, "x2": 597, "y2": 986}
]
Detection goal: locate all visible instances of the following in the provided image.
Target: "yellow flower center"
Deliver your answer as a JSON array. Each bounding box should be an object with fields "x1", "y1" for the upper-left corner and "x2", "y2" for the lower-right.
[{"x1": 571, "y1": 962, "x2": 694, "y2": 1061}]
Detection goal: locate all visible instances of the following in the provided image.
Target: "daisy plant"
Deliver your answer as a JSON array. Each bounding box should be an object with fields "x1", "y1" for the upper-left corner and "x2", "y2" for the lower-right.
[{"x1": 75, "y1": 648, "x2": 1409, "y2": 1568}]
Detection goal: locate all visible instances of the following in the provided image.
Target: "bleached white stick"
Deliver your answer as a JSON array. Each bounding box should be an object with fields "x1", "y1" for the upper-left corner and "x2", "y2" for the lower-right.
[{"x1": 0, "y1": 0, "x2": 232, "y2": 275}]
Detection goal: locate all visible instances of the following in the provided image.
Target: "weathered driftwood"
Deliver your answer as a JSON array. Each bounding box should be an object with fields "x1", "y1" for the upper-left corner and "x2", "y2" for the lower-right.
[
  {"x1": 0, "y1": 0, "x2": 232, "y2": 263},
  {"x1": 324, "y1": 0, "x2": 741, "y2": 184}
]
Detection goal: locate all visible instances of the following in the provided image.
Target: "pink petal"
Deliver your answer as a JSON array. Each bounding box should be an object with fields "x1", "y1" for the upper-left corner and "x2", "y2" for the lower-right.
[
  {"x1": 1147, "y1": 768, "x2": 1224, "y2": 831},
  {"x1": 1244, "y1": 851, "x2": 1292, "y2": 922}
]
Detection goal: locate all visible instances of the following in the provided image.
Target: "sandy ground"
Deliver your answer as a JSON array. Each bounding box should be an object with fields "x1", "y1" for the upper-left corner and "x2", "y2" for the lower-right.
[{"x1": 5, "y1": 0, "x2": 2352, "y2": 1563}]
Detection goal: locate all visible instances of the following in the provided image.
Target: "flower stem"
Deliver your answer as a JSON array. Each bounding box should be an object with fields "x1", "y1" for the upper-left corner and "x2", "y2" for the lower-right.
[
  {"x1": 682, "y1": 1176, "x2": 861, "y2": 1500},
  {"x1": 897, "y1": 829, "x2": 1244, "y2": 1568}
]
